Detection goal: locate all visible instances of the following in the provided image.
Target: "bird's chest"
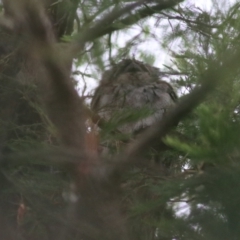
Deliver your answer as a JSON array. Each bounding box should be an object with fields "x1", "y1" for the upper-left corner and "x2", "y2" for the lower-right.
[{"x1": 96, "y1": 72, "x2": 174, "y2": 111}]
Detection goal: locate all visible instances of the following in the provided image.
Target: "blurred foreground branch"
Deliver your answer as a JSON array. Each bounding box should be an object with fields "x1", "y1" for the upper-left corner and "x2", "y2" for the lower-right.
[{"x1": 110, "y1": 50, "x2": 240, "y2": 177}]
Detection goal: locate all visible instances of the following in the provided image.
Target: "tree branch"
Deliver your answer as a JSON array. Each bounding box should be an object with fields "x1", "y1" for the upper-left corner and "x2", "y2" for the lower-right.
[
  {"x1": 109, "y1": 46, "x2": 240, "y2": 179},
  {"x1": 70, "y1": 0, "x2": 184, "y2": 54}
]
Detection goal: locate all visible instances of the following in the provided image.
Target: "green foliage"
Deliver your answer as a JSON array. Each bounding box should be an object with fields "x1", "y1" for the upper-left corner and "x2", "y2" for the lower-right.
[
  {"x1": 149, "y1": 2, "x2": 240, "y2": 239},
  {"x1": 3, "y1": 0, "x2": 240, "y2": 239}
]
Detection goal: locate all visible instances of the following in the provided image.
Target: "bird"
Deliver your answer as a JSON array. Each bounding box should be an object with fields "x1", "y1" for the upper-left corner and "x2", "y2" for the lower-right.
[{"x1": 91, "y1": 58, "x2": 177, "y2": 135}]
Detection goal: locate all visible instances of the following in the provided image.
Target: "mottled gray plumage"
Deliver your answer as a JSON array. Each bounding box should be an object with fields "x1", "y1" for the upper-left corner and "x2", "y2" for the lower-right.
[{"x1": 91, "y1": 59, "x2": 177, "y2": 134}]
